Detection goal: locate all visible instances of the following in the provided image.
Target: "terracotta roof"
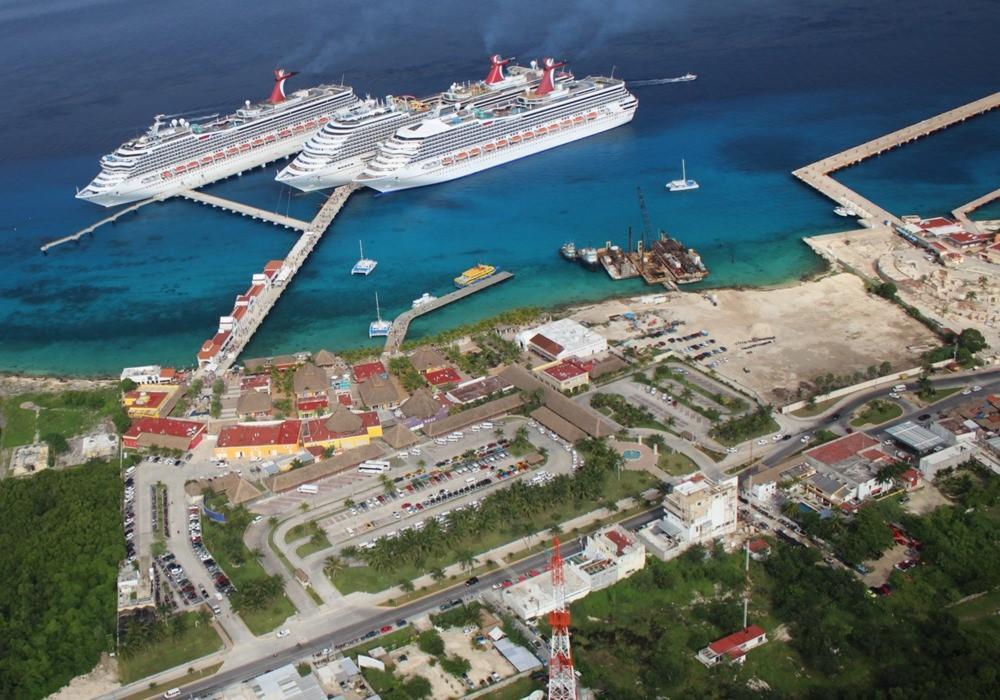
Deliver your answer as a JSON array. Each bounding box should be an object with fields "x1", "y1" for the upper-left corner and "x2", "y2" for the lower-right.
[
  {"x1": 542, "y1": 358, "x2": 591, "y2": 382},
  {"x1": 446, "y1": 375, "x2": 513, "y2": 404},
  {"x1": 748, "y1": 538, "x2": 770, "y2": 553},
  {"x1": 381, "y1": 423, "x2": 419, "y2": 449},
  {"x1": 217, "y1": 421, "x2": 301, "y2": 448},
  {"x1": 236, "y1": 391, "x2": 272, "y2": 416},
  {"x1": 805, "y1": 432, "x2": 880, "y2": 466},
  {"x1": 528, "y1": 333, "x2": 564, "y2": 358},
  {"x1": 500, "y1": 364, "x2": 615, "y2": 438},
  {"x1": 293, "y1": 362, "x2": 328, "y2": 395},
  {"x1": 124, "y1": 417, "x2": 205, "y2": 444},
  {"x1": 353, "y1": 361, "x2": 387, "y2": 382},
  {"x1": 409, "y1": 346, "x2": 448, "y2": 372},
  {"x1": 400, "y1": 388, "x2": 444, "y2": 420},
  {"x1": 424, "y1": 367, "x2": 462, "y2": 386},
  {"x1": 604, "y1": 528, "x2": 632, "y2": 556},
  {"x1": 708, "y1": 625, "x2": 766, "y2": 655}
]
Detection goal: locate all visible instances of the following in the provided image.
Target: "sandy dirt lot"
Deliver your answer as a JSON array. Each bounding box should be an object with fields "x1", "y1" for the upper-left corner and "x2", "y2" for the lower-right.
[
  {"x1": 572, "y1": 273, "x2": 937, "y2": 406},
  {"x1": 47, "y1": 654, "x2": 119, "y2": 699},
  {"x1": 389, "y1": 628, "x2": 517, "y2": 699},
  {"x1": 0, "y1": 374, "x2": 115, "y2": 397},
  {"x1": 903, "y1": 483, "x2": 951, "y2": 515}
]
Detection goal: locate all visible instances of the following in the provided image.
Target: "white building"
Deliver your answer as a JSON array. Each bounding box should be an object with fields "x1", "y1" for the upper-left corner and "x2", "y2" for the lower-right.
[
  {"x1": 120, "y1": 365, "x2": 162, "y2": 385},
  {"x1": 498, "y1": 525, "x2": 646, "y2": 620},
  {"x1": 639, "y1": 474, "x2": 738, "y2": 560},
  {"x1": 515, "y1": 318, "x2": 607, "y2": 361},
  {"x1": 919, "y1": 442, "x2": 978, "y2": 480}
]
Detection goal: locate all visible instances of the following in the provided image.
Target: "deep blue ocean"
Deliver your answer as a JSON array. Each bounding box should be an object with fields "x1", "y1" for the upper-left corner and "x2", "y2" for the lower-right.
[{"x1": 0, "y1": 0, "x2": 996, "y2": 375}]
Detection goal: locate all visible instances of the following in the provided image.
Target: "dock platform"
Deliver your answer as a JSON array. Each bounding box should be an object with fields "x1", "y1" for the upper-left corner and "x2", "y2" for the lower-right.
[
  {"x1": 193, "y1": 185, "x2": 358, "y2": 378},
  {"x1": 177, "y1": 189, "x2": 312, "y2": 232},
  {"x1": 952, "y1": 187, "x2": 1000, "y2": 234},
  {"x1": 383, "y1": 271, "x2": 515, "y2": 355},
  {"x1": 793, "y1": 91, "x2": 1000, "y2": 225}
]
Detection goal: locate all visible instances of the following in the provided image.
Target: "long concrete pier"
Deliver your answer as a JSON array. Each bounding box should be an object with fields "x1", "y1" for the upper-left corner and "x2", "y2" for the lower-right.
[
  {"x1": 39, "y1": 196, "x2": 168, "y2": 253},
  {"x1": 793, "y1": 91, "x2": 1000, "y2": 226},
  {"x1": 952, "y1": 186, "x2": 1000, "y2": 234},
  {"x1": 194, "y1": 185, "x2": 359, "y2": 378},
  {"x1": 383, "y1": 271, "x2": 515, "y2": 355},
  {"x1": 177, "y1": 189, "x2": 313, "y2": 232}
]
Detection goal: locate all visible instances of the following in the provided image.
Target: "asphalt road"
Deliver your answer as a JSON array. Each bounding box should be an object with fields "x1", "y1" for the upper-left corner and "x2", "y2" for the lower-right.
[
  {"x1": 176, "y1": 509, "x2": 663, "y2": 698},
  {"x1": 760, "y1": 369, "x2": 1000, "y2": 467}
]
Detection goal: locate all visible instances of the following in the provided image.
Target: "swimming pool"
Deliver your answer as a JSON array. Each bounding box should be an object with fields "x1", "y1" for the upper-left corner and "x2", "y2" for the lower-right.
[{"x1": 623, "y1": 449, "x2": 642, "y2": 461}]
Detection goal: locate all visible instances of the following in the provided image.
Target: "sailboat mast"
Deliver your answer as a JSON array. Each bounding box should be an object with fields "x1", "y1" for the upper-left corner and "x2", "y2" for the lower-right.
[
  {"x1": 359, "y1": 240, "x2": 364, "y2": 259},
  {"x1": 375, "y1": 292, "x2": 381, "y2": 322},
  {"x1": 681, "y1": 159, "x2": 686, "y2": 182}
]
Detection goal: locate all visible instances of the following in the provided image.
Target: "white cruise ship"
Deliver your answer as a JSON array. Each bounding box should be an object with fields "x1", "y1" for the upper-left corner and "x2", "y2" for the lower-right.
[
  {"x1": 355, "y1": 59, "x2": 637, "y2": 193},
  {"x1": 77, "y1": 70, "x2": 358, "y2": 207},
  {"x1": 276, "y1": 56, "x2": 564, "y2": 191}
]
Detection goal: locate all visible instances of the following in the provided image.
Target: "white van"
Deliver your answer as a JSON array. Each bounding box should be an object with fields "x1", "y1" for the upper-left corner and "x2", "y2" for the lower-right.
[
  {"x1": 892, "y1": 384, "x2": 906, "y2": 393},
  {"x1": 297, "y1": 484, "x2": 319, "y2": 494},
  {"x1": 163, "y1": 690, "x2": 181, "y2": 699}
]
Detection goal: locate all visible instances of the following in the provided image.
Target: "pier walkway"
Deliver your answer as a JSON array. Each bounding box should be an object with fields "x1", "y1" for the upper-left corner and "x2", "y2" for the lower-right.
[
  {"x1": 382, "y1": 271, "x2": 515, "y2": 355},
  {"x1": 39, "y1": 196, "x2": 168, "y2": 253},
  {"x1": 793, "y1": 91, "x2": 1000, "y2": 226},
  {"x1": 177, "y1": 189, "x2": 312, "y2": 232},
  {"x1": 952, "y1": 187, "x2": 1000, "y2": 234},
  {"x1": 194, "y1": 185, "x2": 359, "y2": 379}
]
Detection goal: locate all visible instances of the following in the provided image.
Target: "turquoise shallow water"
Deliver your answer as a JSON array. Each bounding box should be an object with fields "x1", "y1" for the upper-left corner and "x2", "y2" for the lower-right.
[{"x1": 0, "y1": 0, "x2": 996, "y2": 376}]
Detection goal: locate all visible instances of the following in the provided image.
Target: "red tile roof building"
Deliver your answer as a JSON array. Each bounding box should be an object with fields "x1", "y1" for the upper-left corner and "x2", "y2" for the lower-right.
[
  {"x1": 122, "y1": 418, "x2": 206, "y2": 451},
  {"x1": 352, "y1": 361, "x2": 387, "y2": 382},
  {"x1": 537, "y1": 357, "x2": 593, "y2": 392},
  {"x1": 805, "y1": 433, "x2": 880, "y2": 466},
  {"x1": 697, "y1": 625, "x2": 768, "y2": 666},
  {"x1": 424, "y1": 367, "x2": 462, "y2": 386}
]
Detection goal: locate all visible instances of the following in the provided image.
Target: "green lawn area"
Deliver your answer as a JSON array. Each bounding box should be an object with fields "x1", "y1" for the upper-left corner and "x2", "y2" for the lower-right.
[
  {"x1": 201, "y1": 519, "x2": 296, "y2": 635},
  {"x1": 710, "y1": 415, "x2": 780, "y2": 447},
  {"x1": 120, "y1": 663, "x2": 224, "y2": 700},
  {"x1": 331, "y1": 470, "x2": 657, "y2": 595},
  {"x1": 657, "y1": 451, "x2": 697, "y2": 476},
  {"x1": 951, "y1": 590, "x2": 1000, "y2": 623},
  {"x1": 791, "y1": 396, "x2": 841, "y2": 418},
  {"x1": 850, "y1": 400, "x2": 903, "y2": 427},
  {"x1": 340, "y1": 626, "x2": 416, "y2": 659},
  {"x1": 920, "y1": 386, "x2": 963, "y2": 404},
  {"x1": 295, "y1": 532, "x2": 332, "y2": 558},
  {"x1": 478, "y1": 676, "x2": 544, "y2": 699},
  {"x1": 117, "y1": 612, "x2": 223, "y2": 684},
  {"x1": 0, "y1": 397, "x2": 39, "y2": 447},
  {"x1": 0, "y1": 388, "x2": 125, "y2": 451}
]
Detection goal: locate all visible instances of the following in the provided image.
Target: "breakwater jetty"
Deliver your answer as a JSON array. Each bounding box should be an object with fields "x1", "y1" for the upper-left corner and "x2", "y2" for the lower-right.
[
  {"x1": 40, "y1": 195, "x2": 169, "y2": 253},
  {"x1": 952, "y1": 187, "x2": 1000, "y2": 234},
  {"x1": 383, "y1": 271, "x2": 515, "y2": 355},
  {"x1": 193, "y1": 184, "x2": 358, "y2": 378},
  {"x1": 793, "y1": 91, "x2": 1000, "y2": 225}
]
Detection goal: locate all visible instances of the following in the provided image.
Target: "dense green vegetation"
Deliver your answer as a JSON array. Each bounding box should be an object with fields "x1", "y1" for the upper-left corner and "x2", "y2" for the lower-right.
[
  {"x1": 709, "y1": 405, "x2": 779, "y2": 446},
  {"x1": 331, "y1": 442, "x2": 655, "y2": 593},
  {"x1": 0, "y1": 460, "x2": 122, "y2": 700},
  {"x1": 118, "y1": 610, "x2": 222, "y2": 683},
  {"x1": 446, "y1": 332, "x2": 523, "y2": 377},
  {"x1": 0, "y1": 387, "x2": 128, "y2": 451},
  {"x1": 807, "y1": 361, "x2": 893, "y2": 399},
  {"x1": 590, "y1": 392, "x2": 667, "y2": 429},
  {"x1": 429, "y1": 601, "x2": 482, "y2": 629},
  {"x1": 924, "y1": 327, "x2": 989, "y2": 366},
  {"x1": 389, "y1": 356, "x2": 427, "y2": 393},
  {"x1": 363, "y1": 667, "x2": 433, "y2": 700},
  {"x1": 200, "y1": 498, "x2": 295, "y2": 634},
  {"x1": 400, "y1": 306, "x2": 540, "y2": 352},
  {"x1": 572, "y1": 465, "x2": 1000, "y2": 698}
]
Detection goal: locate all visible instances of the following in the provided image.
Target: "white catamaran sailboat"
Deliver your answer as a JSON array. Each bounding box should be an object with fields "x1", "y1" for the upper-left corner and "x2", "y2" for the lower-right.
[
  {"x1": 666, "y1": 159, "x2": 699, "y2": 192},
  {"x1": 368, "y1": 291, "x2": 392, "y2": 337},
  {"x1": 352, "y1": 240, "x2": 378, "y2": 275}
]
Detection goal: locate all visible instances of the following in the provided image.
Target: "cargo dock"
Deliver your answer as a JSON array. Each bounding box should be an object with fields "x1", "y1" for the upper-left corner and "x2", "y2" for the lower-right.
[
  {"x1": 382, "y1": 271, "x2": 515, "y2": 355},
  {"x1": 792, "y1": 91, "x2": 1000, "y2": 225}
]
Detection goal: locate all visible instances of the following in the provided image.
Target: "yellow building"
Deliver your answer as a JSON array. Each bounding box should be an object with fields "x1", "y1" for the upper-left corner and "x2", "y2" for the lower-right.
[{"x1": 122, "y1": 384, "x2": 181, "y2": 419}]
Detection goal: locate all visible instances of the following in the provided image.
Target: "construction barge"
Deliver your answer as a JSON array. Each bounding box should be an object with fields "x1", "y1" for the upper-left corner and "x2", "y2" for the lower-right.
[{"x1": 598, "y1": 232, "x2": 708, "y2": 286}]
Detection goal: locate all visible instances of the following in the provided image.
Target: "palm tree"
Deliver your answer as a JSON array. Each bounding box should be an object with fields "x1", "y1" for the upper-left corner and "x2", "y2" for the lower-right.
[
  {"x1": 251, "y1": 548, "x2": 264, "y2": 561},
  {"x1": 268, "y1": 515, "x2": 279, "y2": 528},
  {"x1": 430, "y1": 567, "x2": 446, "y2": 583},
  {"x1": 400, "y1": 579, "x2": 416, "y2": 594},
  {"x1": 379, "y1": 474, "x2": 395, "y2": 495},
  {"x1": 342, "y1": 545, "x2": 360, "y2": 560},
  {"x1": 344, "y1": 498, "x2": 355, "y2": 508},
  {"x1": 323, "y1": 555, "x2": 344, "y2": 578},
  {"x1": 299, "y1": 501, "x2": 309, "y2": 513},
  {"x1": 458, "y1": 550, "x2": 476, "y2": 572}
]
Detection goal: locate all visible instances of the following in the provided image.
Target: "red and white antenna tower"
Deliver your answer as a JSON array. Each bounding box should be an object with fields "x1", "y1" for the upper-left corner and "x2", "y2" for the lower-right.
[{"x1": 547, "y1": 537, "x2": 577, "y2": 700}]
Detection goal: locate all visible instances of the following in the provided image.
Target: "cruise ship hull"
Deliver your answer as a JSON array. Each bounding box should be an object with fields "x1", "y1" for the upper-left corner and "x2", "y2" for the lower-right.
[
  {"x1": 77, "y1": 133, "x2": 321, "y2": 207},
  {"x1": 275, "y1": 154, "x2": 370, "y2": 191},
  {"x1": 357, "y1": 104, "x2": 636, "y2": 193}
]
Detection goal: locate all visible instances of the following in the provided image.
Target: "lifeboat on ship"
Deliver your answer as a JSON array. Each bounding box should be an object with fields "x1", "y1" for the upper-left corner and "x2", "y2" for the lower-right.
[
  {"x1": 279, "y1": 129, "x2": 292, "y2": 138},
  {"x1": 573, "y1": 116, "x2": 584, "y2": 124},
  {"x1": 214, "y1": 152, "x2": 225, "y2": 160},
  {"x1": 587, "y1": 111, "x2": 598, "y2": 120},
  {"x1": 469, "y1": 147, "x2": 481, "y2": 157},
  {"x1": 522, "y1": 131, "x2": 534, "y2": 140},
  {"x1": 227, "y1": 147, "x2": 239, "y2": 155},
  {"x1": 161, "y1": 171, "x2": 172, "y2": 179},
  {"x1": 200, "y1": 156, "x2": 213, "y2": 165},
  {"x1": 240, "y1": 144, "x2": 251, "y2": 152},
  {"x1": 484, "y1": 143, "x2": 495, "y2": 152},
  {"x1": 188, "y1": 161, "x2": 200, "y2": 169},
  {"x1": 442, "y1": 157, "x2": 454, "y2": 166},
  {"x1": 305, "y1": 120, "x2": 316, "y2": 129},
  {"x1": 535, "y1": 127, "x2": 547, "y2": 136},
  {"x1": 497, "y1": 138, "x2": 509, "y2": 147},
  {"x1": 292, "y1": 125, "x2": 305, "y2": 133},
  {"x1": 549, "y1": 123, "x2": 560, "y2": 131},
  {"x1": 265, "y1": 135, "x2": 276, "y2": 142},
  {"x1": 174, "y1": 165, "x2": 186, "y2": 173},
  {"x1": 561, "y1": 119, "x2": 572, "y2": 128},
  {"x1": 456, "y1": 152, "x2": 468, "y2": 161},
  {"x1": 318, "y1": 117, "x2": 329, "y2": 123},
  {"x1": 252, "y1": 139, "x2": 265, "y2": 147},
  {"x1": 511, "y1": 135, "x2": 522, "y2": 143}
]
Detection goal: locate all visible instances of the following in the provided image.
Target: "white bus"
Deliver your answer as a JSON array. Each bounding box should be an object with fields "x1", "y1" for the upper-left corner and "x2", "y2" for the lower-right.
[
  {"x1": 297, "y1": 484, "x2": 319, "y2": 494},
  {"x1": 358, "y1": 461, "x2": 389, "y2": 474}
]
